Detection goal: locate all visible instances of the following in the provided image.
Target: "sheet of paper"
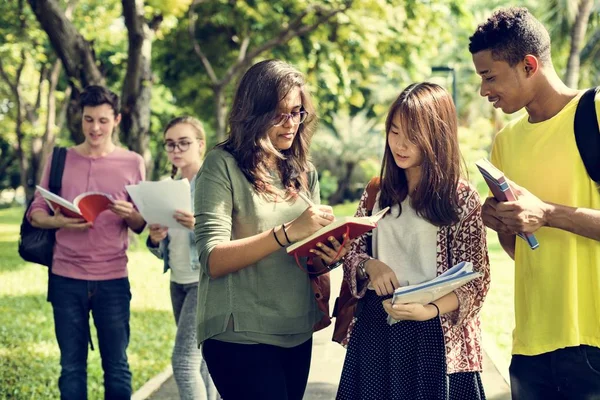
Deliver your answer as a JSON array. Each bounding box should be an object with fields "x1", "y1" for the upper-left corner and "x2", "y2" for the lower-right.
[{"x1": 126, "y1": 179, "x2": 192, "y2": 230}]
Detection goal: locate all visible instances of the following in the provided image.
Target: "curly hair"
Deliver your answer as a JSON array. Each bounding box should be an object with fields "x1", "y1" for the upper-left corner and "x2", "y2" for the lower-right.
[{"x1": 468, "y1": 7, "x2": 551, "y2": 66}]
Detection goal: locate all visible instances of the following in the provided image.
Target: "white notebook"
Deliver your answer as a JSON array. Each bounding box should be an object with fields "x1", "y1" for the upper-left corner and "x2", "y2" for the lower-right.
[{"x1": 388, "y1": 261, "x2": 482, "y2": 325}]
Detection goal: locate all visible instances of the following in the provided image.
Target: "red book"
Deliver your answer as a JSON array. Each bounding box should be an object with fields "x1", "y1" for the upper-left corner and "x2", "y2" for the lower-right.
[
  {"x1": 286, "y1": 207, "x2": 389, "y2": 258},
  {"x1": 36, "y1": 185, "x2": 114, "y2": 223}
]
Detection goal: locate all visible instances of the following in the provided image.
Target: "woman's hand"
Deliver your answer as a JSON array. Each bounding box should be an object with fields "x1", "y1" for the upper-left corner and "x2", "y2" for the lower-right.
[
  {"x1": 286, "y1": 205, "x2": 334, "y2": 242},
  {"x1": 148, "y1": 224, "x2": 168, "y2": 245},
  {"x1": 309, "y1": 233, "x2": 352, "y2": 265},
  {"x1": 365, "y1": 259, "x2": 401, "y2": 296},
  {"x1": 382, "y1": 300, "x2": 438, "y2": 322},
  {"x1": 174, "y1": 209, "x2": 195, "y2": 230}
]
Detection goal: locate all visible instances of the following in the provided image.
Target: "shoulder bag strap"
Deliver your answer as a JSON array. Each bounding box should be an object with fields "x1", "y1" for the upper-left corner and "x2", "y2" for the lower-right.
[{"x1": 48, "y1": 147, "x2": 67, "y2": 195}]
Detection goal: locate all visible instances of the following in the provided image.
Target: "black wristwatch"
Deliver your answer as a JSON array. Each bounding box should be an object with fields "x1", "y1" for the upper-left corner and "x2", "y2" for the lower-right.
[{"x1": 357, "y1": 259, "x2": 370, "y2": 280}]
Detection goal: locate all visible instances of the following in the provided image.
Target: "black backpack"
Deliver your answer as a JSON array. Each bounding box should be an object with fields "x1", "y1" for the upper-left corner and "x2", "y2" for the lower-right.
[
  {"x1": 574, "y1": 87, "x2": 600, "y2": 183},
  {"x1": 18, "y1": 147, "x2": 67, "y2": 267}
]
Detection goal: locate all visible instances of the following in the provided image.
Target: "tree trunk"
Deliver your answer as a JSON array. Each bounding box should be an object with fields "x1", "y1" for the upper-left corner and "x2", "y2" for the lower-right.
[
  {"x1": 565, "y1": 0, "x2": 594, "y2": 88},
  {"x1": 28, "y1": 0, "x2": 105, "y2": 144},
  {"x1": 121, "y1": 0, "x2": 155, "y2": 176},
  {"x1": 329, "y1": 161, "x2": 355, "y2": 205},
  {"x1": 32, "y1": 59, "x2": 63, "y2": 186},
  {"x1": 215, "y1": 86, "x2": 227, "y2": 142}
]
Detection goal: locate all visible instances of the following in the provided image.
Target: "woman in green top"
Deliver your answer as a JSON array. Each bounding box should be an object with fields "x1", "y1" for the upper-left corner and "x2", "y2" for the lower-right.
[{"x1": 194, "y1": 59, "x2": 350, "y2": 400}]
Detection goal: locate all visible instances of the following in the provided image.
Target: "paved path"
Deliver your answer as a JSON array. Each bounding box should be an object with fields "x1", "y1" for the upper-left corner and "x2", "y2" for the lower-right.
[{"x1": 141, "y1": 268, "x2": 511, "y2": 399}]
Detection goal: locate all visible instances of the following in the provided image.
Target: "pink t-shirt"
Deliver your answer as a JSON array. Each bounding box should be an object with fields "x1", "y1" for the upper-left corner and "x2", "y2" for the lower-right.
[{"x1": 28, "y1": 147, "x2": 145, "y2": 280}]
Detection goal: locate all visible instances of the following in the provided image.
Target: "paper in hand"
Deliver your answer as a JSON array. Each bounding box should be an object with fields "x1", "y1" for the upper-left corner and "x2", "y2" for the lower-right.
[{"x1": 126, "y1": 179, "x2": 192, "y2": 230}]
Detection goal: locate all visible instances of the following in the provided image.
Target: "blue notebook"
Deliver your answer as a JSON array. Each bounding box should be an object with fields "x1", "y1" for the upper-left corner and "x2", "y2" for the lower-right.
[{"x1": 388, "y1": 261, "x2": 482, "y2": 325}]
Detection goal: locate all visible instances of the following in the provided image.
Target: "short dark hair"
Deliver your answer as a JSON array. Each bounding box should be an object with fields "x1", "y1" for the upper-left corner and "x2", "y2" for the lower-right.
[
  {"x1": 468, "y1": 7, "x2": 551, "y2": 66},
  {"x1": 79, "y1": 85, "x2": 120, "y2": 116}
]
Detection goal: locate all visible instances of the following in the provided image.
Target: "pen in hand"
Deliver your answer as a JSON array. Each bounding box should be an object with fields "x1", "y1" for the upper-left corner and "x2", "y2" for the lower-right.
[{"x1": 297, "y1": 192, "x2": 316, "y2": 207}]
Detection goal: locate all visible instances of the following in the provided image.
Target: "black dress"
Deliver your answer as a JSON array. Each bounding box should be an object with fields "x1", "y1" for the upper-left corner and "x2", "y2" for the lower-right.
[{"x1": 337, "y1": 290, "x2": 485, "y2": 400}]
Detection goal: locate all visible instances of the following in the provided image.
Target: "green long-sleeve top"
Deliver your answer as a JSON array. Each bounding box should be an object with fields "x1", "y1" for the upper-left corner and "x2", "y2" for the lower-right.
[{"x1": 194, "y1": 148, "x2": 322, "y2": 347}]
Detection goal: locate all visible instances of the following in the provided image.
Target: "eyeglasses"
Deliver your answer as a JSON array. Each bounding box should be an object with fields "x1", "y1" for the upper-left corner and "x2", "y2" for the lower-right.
[
  {"x1": 272, "y1": 111, "x2": 308, "y2": 127},
  {"x1": 164, "y1": 140, "x2": 194, "y2": 153}
]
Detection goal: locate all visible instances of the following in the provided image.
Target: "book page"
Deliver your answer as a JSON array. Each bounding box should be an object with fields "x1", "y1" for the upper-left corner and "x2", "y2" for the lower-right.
[
  {"x1": 35, "y1": 185, "x2": 81, "y2": 217},
  {"x1": 74, "y1": 192, "x2": 114, "y2": 222}
]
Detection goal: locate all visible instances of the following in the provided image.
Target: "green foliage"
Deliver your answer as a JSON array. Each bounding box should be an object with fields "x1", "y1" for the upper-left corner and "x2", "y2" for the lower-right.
[
  {"x1": 0, "y1": 207, "x2": 175, "y2": 399},
  {"x1": 318, "y1": 169, "x2": 339, "y2": 202},
  {"x1": 331, "y1": 200, "x2": 359, "y2": 217}
]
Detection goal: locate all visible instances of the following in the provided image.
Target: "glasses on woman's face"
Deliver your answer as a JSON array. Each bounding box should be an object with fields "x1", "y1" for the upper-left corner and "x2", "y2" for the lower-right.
[
  {"x1": 272, "y1": 111, "x2": 308, "y2": 127},
  {"x1": 164, "y1": 140, "x2": 194, "y2": 153}
]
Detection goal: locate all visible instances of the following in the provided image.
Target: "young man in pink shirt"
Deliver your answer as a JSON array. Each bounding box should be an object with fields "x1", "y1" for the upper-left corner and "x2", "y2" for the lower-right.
[{"x1": 29, "y1": 86, "x2": 146, "y2": 399}]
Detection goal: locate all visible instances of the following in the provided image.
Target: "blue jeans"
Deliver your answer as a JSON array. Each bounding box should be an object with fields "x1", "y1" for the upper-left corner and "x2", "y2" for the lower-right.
[
  {"x1": 510, "y1": 345, "x2": 600, "y2": 400},
  {"x1": 49, "y1": 274, "x2": 132, "y2": 400}
]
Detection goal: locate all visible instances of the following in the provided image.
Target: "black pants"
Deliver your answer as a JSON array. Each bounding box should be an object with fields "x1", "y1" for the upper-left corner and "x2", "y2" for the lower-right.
[
  {"x1": 510, "y1": 345, "x2": 600, "y2": 400},
  {"x1": 202, "y1": 337, "x2": 312, "y2": 400}
]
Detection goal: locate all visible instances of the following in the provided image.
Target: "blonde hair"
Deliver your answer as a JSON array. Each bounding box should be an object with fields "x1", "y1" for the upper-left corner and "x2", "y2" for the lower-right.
[{"x1": 163, "y1": 116, "x2": 206, "y2": 178}]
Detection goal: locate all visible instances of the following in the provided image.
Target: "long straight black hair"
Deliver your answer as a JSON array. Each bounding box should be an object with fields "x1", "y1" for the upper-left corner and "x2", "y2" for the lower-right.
[{"x1": 379, "y1": 82, "x2": 461, "y2": 226}]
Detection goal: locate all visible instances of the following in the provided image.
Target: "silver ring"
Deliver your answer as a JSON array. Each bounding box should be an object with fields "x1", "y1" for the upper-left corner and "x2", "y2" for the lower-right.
[{"x1": 322, "y1": 213, "x2": 328, "y2": 219}]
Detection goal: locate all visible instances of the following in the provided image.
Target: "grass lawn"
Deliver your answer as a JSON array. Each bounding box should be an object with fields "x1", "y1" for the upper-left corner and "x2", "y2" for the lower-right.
[
  {"x1": 1, "y1": 202, "x2": 516, "y2": 399},
  {"x1": 0, "y1": 207, "x2": 175, "y2": 399}
]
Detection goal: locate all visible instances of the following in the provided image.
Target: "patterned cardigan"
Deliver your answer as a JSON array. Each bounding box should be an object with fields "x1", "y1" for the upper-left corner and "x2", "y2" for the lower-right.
[{"x1": 342, "y1": 180, "x2": 491, "y2": 374}]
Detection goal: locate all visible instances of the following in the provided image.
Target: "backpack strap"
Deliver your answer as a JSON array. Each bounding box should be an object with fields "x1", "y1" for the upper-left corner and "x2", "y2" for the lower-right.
[
  {"x1": 365, "y1": 177, "x2": 381, "y2": 214},
  {"x1": 574, "y1": 87, "x2": 600, "y2": 183},
  {"x1": 48, "y1": 147, "x2": 67, "y2": 195}
]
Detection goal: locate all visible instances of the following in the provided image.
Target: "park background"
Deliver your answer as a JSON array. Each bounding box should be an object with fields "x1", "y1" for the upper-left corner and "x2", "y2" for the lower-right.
[{"x1": 0, "y1": 0, "x2": 598, "y2": 398}]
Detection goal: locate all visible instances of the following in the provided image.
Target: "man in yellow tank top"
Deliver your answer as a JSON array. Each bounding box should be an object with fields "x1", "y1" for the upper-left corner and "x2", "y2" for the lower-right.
[{"x1": 469, "y1": 7, "x2": 600, "y2": 400}]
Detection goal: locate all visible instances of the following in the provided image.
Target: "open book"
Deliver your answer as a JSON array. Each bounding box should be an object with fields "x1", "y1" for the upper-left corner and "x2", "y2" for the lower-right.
[
  {"x1": 287, "y1": 207, "x2": 390, "y2": 258},
  {"x1": 125, "y1": 179, "x2": 192, "y2": 230},
  {"x1": 388, "y1": 261, "x2": 482, "y2": 325},
  {"x1": 475, "y1": 159, "x2": 540, "y2": 250},
  {"x1": 36, "y1": 185, "x2": 114, "y2": 223}
]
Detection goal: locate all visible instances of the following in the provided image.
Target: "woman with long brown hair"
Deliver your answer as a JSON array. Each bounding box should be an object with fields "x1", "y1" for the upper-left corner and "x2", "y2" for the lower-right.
[
  {"x1": 337, "y1": 82, "x2": 490, "y2": 399},
  {"x1": 194, "y1": 59, "x2": 350, "y2": 400}
]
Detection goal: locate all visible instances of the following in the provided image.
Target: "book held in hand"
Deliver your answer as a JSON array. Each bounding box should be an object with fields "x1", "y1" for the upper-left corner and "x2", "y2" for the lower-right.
[
  {"x1": 388, "y1": 261, "x2": 482, "y2": 325},
  {"x1": 475, "y1": 158, "x2": 540, "y2": 250},
  {"x1": 286, "y1": 206, "x2": 390, "y2": 258},
  {"x1": 36, "y1": 185, "x2": 114, "y2": 223}
]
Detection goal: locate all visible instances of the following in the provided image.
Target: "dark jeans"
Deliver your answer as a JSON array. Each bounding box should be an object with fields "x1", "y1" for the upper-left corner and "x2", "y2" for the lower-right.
[
  {"x1": 202, "y1": 337, "x2": 312, "y2": 400},
  {"x1": 510, "y1": 345, "x2": 600, "y2": 400},
  {"x1": 49, "y1": 274, "x2": 132, "y2": 400}
]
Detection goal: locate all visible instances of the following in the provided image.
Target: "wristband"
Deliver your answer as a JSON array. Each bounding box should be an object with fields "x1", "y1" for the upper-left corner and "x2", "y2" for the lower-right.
[
  {"x1": 429, "y1": 302, "x2": 440, "y2": 318},
  {"x1": 273, "y1": 227, "x2": 285, "y2": 247},
  {"x1": 281, "y1": 224, "x2": 292, "y2": 244}
]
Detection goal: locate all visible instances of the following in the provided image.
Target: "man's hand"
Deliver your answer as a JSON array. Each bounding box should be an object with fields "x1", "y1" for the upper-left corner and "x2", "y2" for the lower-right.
[
  {"x1": 382, "y1": 300, "x2": 438, "y2": 322},
  {"x1": 53, "y1": 208, "x2": 92, "y2": 230},
  {"x1": 496, "y1": 180, "x2": 551, "y2": 234},
  {"x1": 481, "y1": 197, "x2": 515, "y2": 234},
  {"x1": 365, "y1": 259, "x2": 401, "y2": 296},
  {"x1": 109, "y1": 200, "x2": 136, "y2": 219}
]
